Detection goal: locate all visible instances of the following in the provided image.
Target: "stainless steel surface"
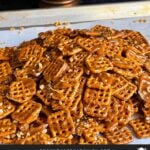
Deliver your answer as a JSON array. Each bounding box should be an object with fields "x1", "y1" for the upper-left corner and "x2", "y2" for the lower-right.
[{"x1": 0, "y1": 1, "x2": 150, "y2": 28}]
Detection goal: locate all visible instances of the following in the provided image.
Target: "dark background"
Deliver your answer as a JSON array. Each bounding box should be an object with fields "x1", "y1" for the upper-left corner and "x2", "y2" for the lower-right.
[{"x1": 0, "y1": 0, "x2": 145, "y2": 11}]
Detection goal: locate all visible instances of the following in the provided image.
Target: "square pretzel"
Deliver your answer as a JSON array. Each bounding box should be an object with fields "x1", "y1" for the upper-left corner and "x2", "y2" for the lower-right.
[
  {"x1": 105, "y1": 126, "x2": 133, "y2": 144},
  {"x1": 11, "y1": 100, "x2": 42, "y2": 124},
  {"x1": 86, "y1": 54, "x2": 113, "y2": 73},
  {"x1": 129, "y1": 118, "x2": 150, "y2": 138},
  {"x1": 0, "y1": 96, "x2": 15, "y2": 119},
  {"x1": 0, "y1": 119, "x2": 16, "y2": 137},
  {"x1": 8, "y1": 78, "x2": 36, "y2": 103},
  {"x1": 0, "y1": 62, "x2": 12, "y2": 83},
  {"x1": 43, "y1": 57, "x2": 68, "y2": 82},
  {"x1": 48, "y1": 109, "x2": 75, "y2": 137}
]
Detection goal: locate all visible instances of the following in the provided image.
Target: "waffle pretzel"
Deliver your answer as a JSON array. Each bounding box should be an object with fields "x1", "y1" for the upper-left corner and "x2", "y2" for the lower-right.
[
  {"x1": 143, "y1": 106, "x2": 150, "y2": 123},
  {"x1": 113, "y1": 65, "x2": 142, "y2": 79},
  {"x1": 91, "y1": 25, "x2": 118, "y2": 39},
  {"x1": 105, "y1": 126, "x2": 133, "y2": 144},
  {"x1": 61, "y1": 67, "x2": 84, "y2": 81},
  {"x1": 36, "y1": 90, "x2": 52, "y2": 106},
  {"x1": 0, "y1": 96, "x2": 15, "y2": 119},
  {"x1": 84, "y1": 102, "x2": 110, "y2": 119},
  {"x1": 105, "y1": 39, "x2": 124, "y2": 58},
  {"x1": 0, "y1": 47, "x2": 13, "y2": 60},
  {"x1": 11, "y1": 100, "x2": 42, "y2": 124},
  {"x1": 18, "y1": 44, "x2": 46, "y2": 62},
  {"x1": 84, "y1": 87, "x2": 112, "y2": 106},
  {"x1": 51, "y1": 79, "x2": 80, "y2": 110},
  {"x1": 86, "y1": 54, "x2": 113, "y2": 73},
  {"x1": 43, "y1": 33, "x2": 69, "y2": 48},
  {"x1": 0, "y1": 62, "x2": 12, "y2": 83},
  {"x1": 0, "y1": 119, "x2": 17, "y2": 137},
  {"x1": 126, "y1": 47, "x2": 147, "y2": 66},
  {"x1": 48, "y1": 109, "x2": 75, "y2": 137},
  {"x1": 58, "y1": 37, "x2": 82, "y2": 56},
  {"x1": 77, "y1": 37, "x2": 102, "y2": 52},
  {"x1": 43, "y1": 57, "x2": 68, "y2": 82},
  {"x1": 121, "y1": 30, "x2": 150, "y2": 54},
  {"x1": 23, "y1": 56, "x2": 49, "y2": 76},
  {"x1": 52, "y1": 137, "x2": 73, "y2": 144},
  {"x1": 69, "y1": 51, "x2": 89, "y2": 67},
  {"x1": 138, "y1": 74, "x2": 150, "y2": 102},
  {"x1": 87, "y1": 73, "x2": 112, "y2": 89},
  {"x1": 144, "y1": 60, "x2": 150, "y2": 72},
  {"x1": 25, "y1": 133, "x2": 51, "y2": 144},
  {"x1": 52, "y1": 77, "x2": 86, "y2": 112},
  {"x1": 114, "y1": 81, "x2": 137, "y2": 101},
  {"x1": 79, "y1": 136, "x2": 108, "y2": 144},
  {"x1": 129, "y1": 118, "x2": 150, "y2": 138},
  {"x1": 112, "y1": 57, "x2": 140, "y2": 69},
  {"x1": 84, "y1": 86, "x2": 111, "y2": 119},
  {"x1": 8, "y1": 78, "x2": 36, "y2": 103},
  {"x1": 76, "y1": 118, "x2": 105, "y2": 136}
]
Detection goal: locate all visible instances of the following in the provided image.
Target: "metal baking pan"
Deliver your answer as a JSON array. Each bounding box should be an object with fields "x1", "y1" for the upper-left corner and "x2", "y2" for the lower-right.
[{"x1": 0, "y1": 1, "x2": 149, "y2": 144}]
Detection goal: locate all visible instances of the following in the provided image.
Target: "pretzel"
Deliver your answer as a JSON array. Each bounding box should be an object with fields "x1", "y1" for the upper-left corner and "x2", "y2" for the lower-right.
[
  {"x1": 87, "y1": 73, "x2": 112, "y2": 89},
  {"x1": 91, "y1": 25, "x2": 118, "y2": 39},
  {"x1": 61, "y1": 67, "x2": 84, "y2": 81},
  {"x1": 104, "y1": 39, "x2": 124, "y2": 58},
  {"x1": 129, "y1": 118, "x2": 150, "y2": 138},
  {"x1": 126, "y1": 48, "x2": 147, "y2": 66},
  {"x1": 0, "y1": 137, "x2": 17, "y2": 144},
  {"x1": 0, "y1": 96, "x2": 15, "y2": 119},
  {"x1": 58, "y1": 38, "x2": 82, "y2": 56},
  {"x1": 84, "y1": 86, "x2": 111, "y2": 119},
  {"x1": 8, "y1": 78, "x2": 36, "y2": 103},
  {"x1": 25, "y1": 133, "x2": 51, "y2": 144},
  {"x1": 84, "y1": 102, "x2": 110, "y2": 119},
  {"x1": 52, "y1": 136, "x2": 73, "y2": 144},
  {"x1": 138, "y1": 74, "x2": 150, "y2": 102},
  {"x1": 18, "y1": 44, "x2": 46, "y2": 62},
  {"x1": 84, "y1": 87, "x2": 112, "y2": 106},
  {"x1": 77, "y1": 37, "x2": 102, "y2": 52},
  {"x1": 43, "y1": 57, "x2": 68, "y2": 82},
  {"x1": 79, "y1": 136, "x2": 108, "y2": 144},
  {"x1": 0, "y1": 84, "x2": 9, "y2": 97},
  {"x1": 114, "y1": 81, "x2": 137, "y2": 101},
  {"x1": 113, "y1": 65, "x2": 142, "y2": 79},
  {"x1": 0, "y1": 62, "x2": 12, "y2": 83},
  {"x1": 112, "y1": 57, "x2": 140, "y2": 69},
  {"x1": 11, "y1": 100, "x2": 42, "y2": 124},
  {"x1": 51, "y1": 80, "x2": 80, "y2": 110},
  {"x1": 0, "y1": 119, "x2": 16, "y2": 137},
  {"x1": 86, "y1": 54, "x2": 113, "y2": 73},
  {"x1": 144, "y1": 60, "x2": 150, "y2": 72},
  {"x1": 43, "y1": 33, "x2": 68, "y2": 48},
  {"x1": 0, "y1": 47, "x2": 13, "y2": 60},
  {"x1": 79, "y1": 29, "x2": 102, "y2": 37},
  {"x1": 121, "y1": 30, "x2": 149, "y2": 54},
  {"x1": 105, "y1": 126, "x2": 133, "y2": 144},
  {"x1": 76, "y1": 118, "x2": 105, "y2": 136},
  {"x1": 48, "y1": 109, "x2": 75, "y2": 137},
  {"x1": 71, "y1": 101, "x2": 84, "y2": 121},
  {"x1": 105, "y1": 96, "x2": 133, "y2": 128},
  {"x1": 69, "y1": 51, "x2": 89, "y2": 68},
  {"x1": 36, "y1": 90, "x2": 51, "y2": 106},
  {"x1": 143, "y1": 106, "x2": 150, "y2": 123}
]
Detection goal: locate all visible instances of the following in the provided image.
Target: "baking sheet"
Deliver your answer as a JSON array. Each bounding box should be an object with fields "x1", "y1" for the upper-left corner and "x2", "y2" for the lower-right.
[{"x1": 0, "y1": 15, "x2": 150, "y2": 144}]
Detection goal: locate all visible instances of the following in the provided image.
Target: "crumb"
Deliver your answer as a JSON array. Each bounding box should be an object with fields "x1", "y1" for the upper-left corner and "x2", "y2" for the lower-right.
[
  {"x1": 54, "y1": 21, "x2": 63, "y2": 26},
  {"x1": 10, "y1": 27, "x2": 16, "y2": 31}
]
